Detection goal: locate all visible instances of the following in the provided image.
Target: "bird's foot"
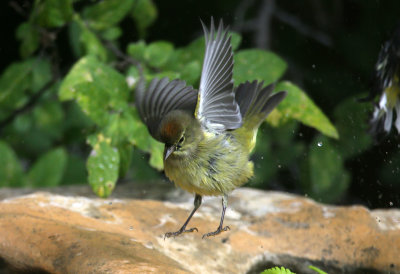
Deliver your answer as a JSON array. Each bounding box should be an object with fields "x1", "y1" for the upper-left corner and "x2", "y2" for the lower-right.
[
  {"x1": 202, "y1": 225, "x2": 230, "y2": 239},
  {"x1": 164, "y1": 227, "x2": 198, "y2": 239}
]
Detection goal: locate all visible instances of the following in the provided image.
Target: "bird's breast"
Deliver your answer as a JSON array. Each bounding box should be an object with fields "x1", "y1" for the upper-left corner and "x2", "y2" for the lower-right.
[{"x1": 163, "y1": 132, "x2": 254, "y2": 196}]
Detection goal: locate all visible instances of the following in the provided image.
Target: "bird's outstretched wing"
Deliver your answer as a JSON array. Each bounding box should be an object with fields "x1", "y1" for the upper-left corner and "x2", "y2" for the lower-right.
[
  {"x1": 195, "y1": 18, "x2": 242, "y2": 131},
  {"x1": 135, "y1": 77, "x2": 198, "y2": 141}
]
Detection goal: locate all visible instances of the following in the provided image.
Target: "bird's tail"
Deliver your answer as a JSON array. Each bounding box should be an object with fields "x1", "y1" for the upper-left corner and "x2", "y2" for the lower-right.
[{"x1": 233, "y1": 81, "x2": 287, "y2": 153}]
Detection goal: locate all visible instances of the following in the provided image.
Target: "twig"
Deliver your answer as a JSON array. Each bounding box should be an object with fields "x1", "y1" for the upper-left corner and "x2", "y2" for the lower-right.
[
  {"x1": 255, "y1": 0, "x2": 275, "y2": 49},
  {"x1": 0, "y1": 78, "x2": 57, "y2": 133},
  {"x1": 233, "y1": 0, "x2": 256, "y2": 30},
  {"x1": 9, "y1": 0, "x2": 29, "y2": 18},
  {"x1": 100, "y1": 38, "x2": 144, "y2": 76},
  {"x1": 274, "y1": 7, "x2": 332, "y2": 47}
]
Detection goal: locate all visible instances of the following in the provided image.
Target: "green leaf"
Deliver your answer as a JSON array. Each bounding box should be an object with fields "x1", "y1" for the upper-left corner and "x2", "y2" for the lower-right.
[
  {"x1": 33, "y1": 0, "x2": 73, "y2": 27},
  {"x1": 233, "y1": 49, "x2": 287, "y2": 86},
  {"x1": 103, "y1": 109, "x2": 137, "y2": 145},
  {"x1": 130, "y1": 150, "x2": 161, "y2": 180},
  {"x1": 87, "y1": 134, "x2": 120, "y2": 197},
  {"x1": 74, "y1": 82, "x2": 111, "y2": 125},
  {"x1": 144, "y1": 41, "x2": 174, "y2": 68},
  {"x1": 309, "y1": 265, "x2": 328, "y2": 274},
  {"x1": 73, "y1": 16, "x2": 108, "y2": 61},
  {"x1": 149, "y1": 139, "x2": 164, "y2": 170},
  {"x1": 125, "y1": 65, "x2": 140, "y2": 89},
  {"x1": 230, "y1": 32, "x2": 242, "y2": 51},
  {"x1": 59, "y1": 56, "x2": 129, "y2": 125},
  {"x1": 268, "y1": 81, "x2": 339, "y2": 139},
  {"x1": 131, "y1": 0, "x2": 158, "y2": 37},
  {"x1": 27, "y1": 148, "x2": 68, "y2": 187},
  {"x1": 83, "y1": 0, "x2": 135, "y2": 30},
  {"x1": 0, "y1": 141, "x2": 25, "y2": 187},
  {"x1": 118, "y1": 142, "x2": 133, "y2": 178},
  {"x1": 16, "y1": 23, "x2": 40, "y2": 58},
  {"x1": 101, "y1": 26, "x2": 122, "y2": 41},
  {"x1": 61, "y1": 154, "x2": 87, "y2": 185},
  {"x1": 301, "y1": 137, "x2": 350, "y2": 203},
  {"x1": 0, "y1": 59, "x2": 33, "y2": 112},
  {"x1": 130, "y1": 108, "x2": 164, "y2": 170},
  {"x1": 127, "y1": 40, "x2": 146, "y2": 62},
  {"x1": 31, "y1": 58, "x2": 52, "y2": 92},
  {"x1": 261, "y1": 266, "x2": 295, "y2": 274},
  {"x1": 332, "y1": 96, "x2": 373, "y2": 159},
  {"x1": 150, "y1": 71, "x2": 181, "y2": 83},
  {"x1": 180, "y1": 61, "x2": 201, "y2": 86},
  {"x1": 33, "y1": 100, "x2": 64, "y2": 139}
]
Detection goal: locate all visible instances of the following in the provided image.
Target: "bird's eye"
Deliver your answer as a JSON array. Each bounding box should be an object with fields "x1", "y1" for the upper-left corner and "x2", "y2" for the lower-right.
[{"x1": 179, "y1": 136, "x2": 185, "y2": 144}]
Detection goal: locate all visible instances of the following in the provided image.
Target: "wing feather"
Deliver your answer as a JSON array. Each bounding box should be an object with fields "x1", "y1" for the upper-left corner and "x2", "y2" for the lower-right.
[
  {"x1": 196, "y1": 18, "x2": 242, "y2": 130},
  {"x1": 135, "y1": 77, "x2": 198, "y2": 141}
]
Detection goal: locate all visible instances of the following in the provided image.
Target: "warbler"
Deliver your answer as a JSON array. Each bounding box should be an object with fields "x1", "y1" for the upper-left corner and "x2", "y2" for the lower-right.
[
  {"x1": 135, "y1": 18, "x2": 287, "y2": 238},
  {"x1": 368, "y1": 24, "x2": 400, "y2": 137}
]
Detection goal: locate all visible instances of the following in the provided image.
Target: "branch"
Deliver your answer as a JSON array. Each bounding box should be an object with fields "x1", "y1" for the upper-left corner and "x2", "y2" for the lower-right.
[
  {"x1": 0, "y1": 78, "x2": 57, "y2": 133},
  {"x1": 255, "y1": 0, "x2": 275, "y2": 49},
  {"x1": 101, "y1": 38, "x2": 141, "y2": 68},
  {"x1": 274, "y1": 7, "x2": 332, "y2": 47}
]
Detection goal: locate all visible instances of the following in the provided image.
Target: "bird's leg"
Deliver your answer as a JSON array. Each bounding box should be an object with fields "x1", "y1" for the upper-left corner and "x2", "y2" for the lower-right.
[
  {"x1": 164, "y1": 194, "x2": 202, "y2": 238},
  {"x1": 202, "y1": 194, "x2": 230, "y2": 239}
]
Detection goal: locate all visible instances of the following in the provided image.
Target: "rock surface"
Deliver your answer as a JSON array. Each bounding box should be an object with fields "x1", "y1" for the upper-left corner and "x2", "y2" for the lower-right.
[{"x1": 0, "y1": 182, "x2": 399, "y2": 273}]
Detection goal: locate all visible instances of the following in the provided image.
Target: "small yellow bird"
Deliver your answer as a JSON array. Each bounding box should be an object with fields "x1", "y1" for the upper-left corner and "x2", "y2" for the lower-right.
[{"x1": 135, "y1": 18, "x2": 287, "y2": 238}]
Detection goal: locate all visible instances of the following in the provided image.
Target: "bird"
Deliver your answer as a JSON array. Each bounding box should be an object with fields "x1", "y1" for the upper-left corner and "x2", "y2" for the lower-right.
[
  {"x1": 135, "y1": 18, "x2": 287, "y2": 238},
  {"x1": 367, "y1": 24, "x2": 400, "y2": 138}
]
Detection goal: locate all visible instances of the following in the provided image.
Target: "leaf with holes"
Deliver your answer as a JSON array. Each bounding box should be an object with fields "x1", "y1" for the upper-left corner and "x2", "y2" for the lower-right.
[{"x1": 87, "y1": 135, "x2": 120, "y2": 198}]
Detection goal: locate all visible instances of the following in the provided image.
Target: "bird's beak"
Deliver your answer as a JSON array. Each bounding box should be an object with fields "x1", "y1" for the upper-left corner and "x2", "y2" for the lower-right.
[{"x1": 164, "y1": 145, "x2": 175, "y2": 160}]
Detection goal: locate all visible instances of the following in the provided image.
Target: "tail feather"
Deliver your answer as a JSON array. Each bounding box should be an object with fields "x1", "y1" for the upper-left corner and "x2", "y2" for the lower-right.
[
  {"x1": 236, "y1": 80, "x2": 286, "y2": 128},
  {"x1": 234, "y1": 81, "x2": 287, "y2": 152}
]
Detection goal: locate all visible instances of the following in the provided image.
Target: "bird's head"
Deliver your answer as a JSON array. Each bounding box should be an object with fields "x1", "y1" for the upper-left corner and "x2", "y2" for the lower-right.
[{"x1": 158, "y1": 110, "x2": 202, "y2": 160}]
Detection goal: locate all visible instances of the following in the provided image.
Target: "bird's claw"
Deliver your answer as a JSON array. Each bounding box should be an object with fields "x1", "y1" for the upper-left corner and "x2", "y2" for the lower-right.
[
  {"x1": 202, "y1": 225, "x2": 230, "y2": 239},
  {"x1": 164, "y1": 227, "x2": 198, "y2": 239}
]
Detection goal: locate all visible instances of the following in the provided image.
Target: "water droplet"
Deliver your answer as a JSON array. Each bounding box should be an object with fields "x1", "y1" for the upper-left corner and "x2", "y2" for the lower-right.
[
  {"x1": 260, "y1": 156, "x2": 264, "y2": 160},
  {"x1": 317, "y1": 141, "x2": 323, "y2": 147},
  {"x1": 278, "y1": 164, "x2": 282, "y2": 168}
]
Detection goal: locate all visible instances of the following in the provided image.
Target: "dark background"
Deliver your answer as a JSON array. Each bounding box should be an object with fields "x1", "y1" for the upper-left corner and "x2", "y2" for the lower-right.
[{"x1": 1, "y1": 0, "x2": 399, "y2": 208}]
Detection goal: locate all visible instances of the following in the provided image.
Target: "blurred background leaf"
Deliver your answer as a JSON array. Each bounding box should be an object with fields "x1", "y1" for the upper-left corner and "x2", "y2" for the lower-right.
[
  {"x1": 27, "y1": 148, "x2": 67, "y2": 187},
  {"x1": 0, "y1": 141, "x2": 25, "y2": 187},
  {"x1": 233, "y1": 49, "x2": 287, "y2": 85},
  {"x1": 269, "y1": 81, "x2": 339, "y2": 139}
]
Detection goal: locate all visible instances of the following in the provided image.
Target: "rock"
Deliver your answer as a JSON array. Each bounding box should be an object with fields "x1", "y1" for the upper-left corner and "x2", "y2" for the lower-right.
[{"x1": 0, "y1": 183, "x2": 399, "y2": 273}]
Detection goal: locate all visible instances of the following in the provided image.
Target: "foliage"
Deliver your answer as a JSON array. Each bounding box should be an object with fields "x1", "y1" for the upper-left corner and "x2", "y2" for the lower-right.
[
  {"x1": 3, "y1": 0, "x2": 376, "y2": 202},
  {"x1": 261, "y1": 266, "x2": 295, "y2": 274},
  {"x1": 260, "y1": 265, "x2": 327, "y2": 274}
]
